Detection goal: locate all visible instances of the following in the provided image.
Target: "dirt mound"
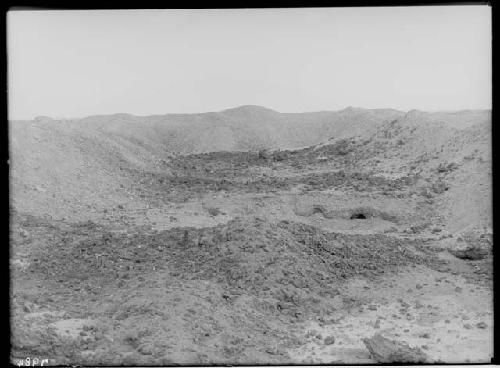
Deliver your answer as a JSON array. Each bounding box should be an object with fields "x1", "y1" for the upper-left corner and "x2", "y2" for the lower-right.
[
  {"x1": 28, "y1": 217, "x2": 437, "y2": 311},
  {"x1": 10, "y1": 212, "x2": 444, "y2": 365}
]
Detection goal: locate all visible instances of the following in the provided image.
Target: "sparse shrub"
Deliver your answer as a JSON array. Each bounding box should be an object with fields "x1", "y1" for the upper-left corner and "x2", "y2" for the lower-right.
[
  {"x1": 436, "y1": 162, "x2": 459, "y2": 173},
  {"x1": 334, "y1": 140, "x2": 352, "y2": 155},
  {"x1": 123, "y1": 331, "x2": 140, "y2": 348},
  {"x1": 419, "y1": 188, "x2": 434, "y2": 198},
  {"x1": 431, "y1": 180, "x2": 449, "y2": 194},
  {"x1": 206, "y1": 207, "x2": 222, "y2": 217},
  {"x1": 272, "y1": 151, "x2": 288, "y2": 162},
  {"x1": 324, "y1": 336, "x2": 336, "y2": 345},
  {"x1": 258, "y1": 149, "x2": 270, "y2": 160},
  {"x1": 216, "y1": 183, "x2": 230, "y2": 192}
]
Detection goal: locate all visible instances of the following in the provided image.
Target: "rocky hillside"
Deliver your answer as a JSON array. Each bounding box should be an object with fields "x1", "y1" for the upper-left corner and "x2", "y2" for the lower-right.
[
  {"x1": 10, "y1": 106, "x2": 493, "y2": 365},
  {"x1": 8, "y1": 106, "x2": 401, "y2": 217},
  {"x1": 9, "y1": 106, "x2": 490, "y2": 231},
  {"x1": 354, "y1": 110, "x2": 492, "y2": 232}
]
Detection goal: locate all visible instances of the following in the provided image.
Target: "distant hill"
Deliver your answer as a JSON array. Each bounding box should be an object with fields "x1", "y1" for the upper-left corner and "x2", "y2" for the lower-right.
[{"x1": 64, "y1": 105, "x2": 405, "y2": 154}]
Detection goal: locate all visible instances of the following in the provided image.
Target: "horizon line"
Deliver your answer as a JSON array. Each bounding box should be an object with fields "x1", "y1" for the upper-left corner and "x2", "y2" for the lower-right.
[{"x1": 9, "y1": 104, "x2": 492, "y2": 122}]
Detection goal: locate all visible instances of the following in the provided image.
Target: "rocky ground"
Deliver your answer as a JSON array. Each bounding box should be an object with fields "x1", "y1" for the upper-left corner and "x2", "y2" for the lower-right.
[{"x1": 9, "y1": 110, "x2": 493, "y2": 365}]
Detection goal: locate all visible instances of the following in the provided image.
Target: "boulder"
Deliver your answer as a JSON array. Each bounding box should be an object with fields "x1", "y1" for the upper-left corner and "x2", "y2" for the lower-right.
[
  {"x1": 451, "y1": 243, "x2": 489, "y2": 260},
  {"x1": 362, "y1": 333, "x2": 428, "y2": 363}
]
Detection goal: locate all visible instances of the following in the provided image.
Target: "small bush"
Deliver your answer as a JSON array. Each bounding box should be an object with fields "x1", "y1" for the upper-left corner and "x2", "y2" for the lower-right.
[
  {"x1": 272, "y1": 151, "x2": 288, "y2": 162},
  {"x1": 206, "y1": 207, "x2": 222, "y2": 217},
  {"x1": 431, "y1": 181, "x2": 449, "y2": 194},
  {"x1": 436, "y1": 162, "x2": 459, "y2": 173},
  {"x1": 258, "y1": 149, "x2": 270, "y2": 160}
]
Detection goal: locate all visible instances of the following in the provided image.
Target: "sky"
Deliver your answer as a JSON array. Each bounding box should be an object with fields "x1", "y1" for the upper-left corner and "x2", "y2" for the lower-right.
[{"x1": 7, "y1": 6, "x2": 492, "y2": 120}]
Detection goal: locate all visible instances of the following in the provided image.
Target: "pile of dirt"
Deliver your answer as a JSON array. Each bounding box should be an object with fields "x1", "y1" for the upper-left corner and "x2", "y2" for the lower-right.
[
  {"x1": 12, "y1": 212, "x2": 449, "y2": 364},
  {"x1": 24, "y1": 217, "x2": 438, "y2": 314},
  {"x1": 166, "y1": 218, "x2": 435, "y2": 289}
]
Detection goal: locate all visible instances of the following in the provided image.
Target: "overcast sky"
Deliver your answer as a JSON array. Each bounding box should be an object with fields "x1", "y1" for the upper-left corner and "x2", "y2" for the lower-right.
[{"x1": 7, "y1": 6, "x2": 491, "y2": 120}]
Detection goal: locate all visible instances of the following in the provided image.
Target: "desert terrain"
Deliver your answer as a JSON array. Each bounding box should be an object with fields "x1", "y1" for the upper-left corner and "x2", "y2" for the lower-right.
[{"x1": 9, "y1": 105, "x2": 492, "y2": 365}]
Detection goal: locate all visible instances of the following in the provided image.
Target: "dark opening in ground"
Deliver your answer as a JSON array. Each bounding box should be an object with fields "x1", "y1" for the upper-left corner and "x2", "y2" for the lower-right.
[{"x1": 350, "y1": 213, "x2": 367, "y2": 220}]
